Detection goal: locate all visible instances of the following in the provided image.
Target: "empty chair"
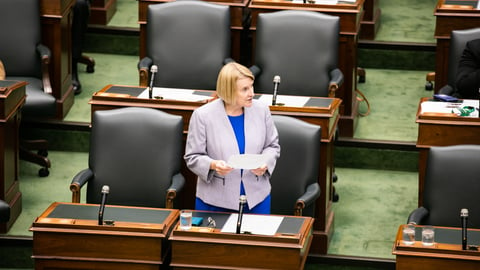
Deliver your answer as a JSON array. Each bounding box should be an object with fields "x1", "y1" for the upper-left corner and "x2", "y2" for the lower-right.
[
  {"x1": 70, "y1": 107, "x2": 185, "y2": 209},
  {"x1": 270, "y1": 115, "x2": 321, "y2": 217},
  {"x1": 138, "y1": 0, "x2": 232, "y2": 90},
  {"x1": 408, "y1": 145, "x2": 480, "y2": 228}
]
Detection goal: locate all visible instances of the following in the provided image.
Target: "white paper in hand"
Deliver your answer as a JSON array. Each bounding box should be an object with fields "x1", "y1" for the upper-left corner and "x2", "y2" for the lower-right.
[{"x1": 227, "y1": 154, "x2": 267, "y2": 169}]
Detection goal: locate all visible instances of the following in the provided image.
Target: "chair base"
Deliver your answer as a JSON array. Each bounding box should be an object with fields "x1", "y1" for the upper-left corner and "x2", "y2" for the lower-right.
[{"x1": 20, "y1": 139, "x2": 51, "y2": 177}]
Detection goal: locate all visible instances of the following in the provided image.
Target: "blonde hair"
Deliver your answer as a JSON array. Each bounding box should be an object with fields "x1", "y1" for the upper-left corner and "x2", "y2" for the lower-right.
[{"x1": 216, "y1": 62, "x2": 254, "y2": 104}]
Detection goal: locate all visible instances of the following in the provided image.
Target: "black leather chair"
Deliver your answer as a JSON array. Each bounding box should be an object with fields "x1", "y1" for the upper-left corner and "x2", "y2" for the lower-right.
[
  {"x1": 138, "y1": 0, "x2": 232, "y2": 90},
  {"x1": 425, "y1": 28, "x2": 480, "y2": 92},
  {"x1": 70, "y1": 107, "x2": 185, "y2": 209},
  {"x1": 0, "y1": 0, "x2": 55, "y2": 177},
  {"x1": 251, "y1": 10, "x2": 343, "y2": 97},
  {"x1": 408, "y1": 145, "x2": 480, "y2": 228},
  {"x1": 72, "y1": 0, "x2": 95, "y2": 95},
  {"x1": 271, "y1": 115, "x2": 321, "y2": 217},
  {"x1": 0, "y1": 200, "x2": 10, "y2": 223}
]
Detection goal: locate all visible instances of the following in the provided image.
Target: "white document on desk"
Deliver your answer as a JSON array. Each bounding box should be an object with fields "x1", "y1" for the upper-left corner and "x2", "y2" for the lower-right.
[
  {"x1": 221, "y1": 214, "x2": 283, "y2": 235},
  {"x1": 227, "y1": 154, "x2": 267, "y2": 169},
  {"x1": 421, "y1": 99, "x2": 479, "y2": 117},
  {"x1": 138, "y1": 87, "x2": 214, "y2": 102},
  {"x1": 258, "y1": 94, "x2": 309, "y2": 107}
]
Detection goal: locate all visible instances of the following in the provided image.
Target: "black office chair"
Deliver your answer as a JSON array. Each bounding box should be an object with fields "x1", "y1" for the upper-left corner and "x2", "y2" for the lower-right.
[
  {"x1": 408, "y1": 145, "x2": 480, "y2": 228},
  {"x1": 138, "y1": 0, "x2": 232, "y2": 90},
  {"x1": 70, "y1": 107, "x2": 185, "y2": 209},
  {"x1": 425, "y1": 28, "x2": 480, "y2": 92},
  {"x1": 72, "y1": 0, "x2": 95, "y2": 95},
  {"x1": 0, "y1": 200, "x2": 10, "y2": 223},
  {"x1": 271, "y1": 115, "x2": 321, "y2": 217},
  {"x1": 251, "y1": 10, "x2": 343, "y2": 97},
  {"x1": 0, "y1": 0, "x2": 56, "y2": 177}
]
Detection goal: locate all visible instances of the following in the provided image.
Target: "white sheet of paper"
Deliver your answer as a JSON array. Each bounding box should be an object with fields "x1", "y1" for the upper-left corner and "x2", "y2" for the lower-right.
[
  {"x1": 257, "y1": 94, "x2": 309, "y2": 107},
  {"x1": 421, "y1": 100, "x2": 479, "y2": 117},
  {"x1": 227, "y1": 154, "x2": 267, "y2": 169},
  {"x1": 221, "y1": 214, "x2": 283, "y2": 235},
  {"x1": 292, "y1": 0, "x2": 337, "y2": 3},
  {"x1": 138, "y1": 87, "x2": 213, "y2": 102}
]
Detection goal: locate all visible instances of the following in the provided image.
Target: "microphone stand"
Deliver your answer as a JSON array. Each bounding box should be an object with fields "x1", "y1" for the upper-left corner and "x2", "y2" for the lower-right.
[
  {"x1": 461, "y1": 208, "x2": 468, "y2": 250},
  {"x1": 149, "y1": 65, "x2": 158, "y2": 99},
  {"x1": 272, "y1": 75, "x2": 281, "y2": 106},
  {"x1": 236, "y1": 195, "x2": 247, "y2": 234},
  {"x1": 98, "y1": 185, "x2": 110, "y2": 225}
]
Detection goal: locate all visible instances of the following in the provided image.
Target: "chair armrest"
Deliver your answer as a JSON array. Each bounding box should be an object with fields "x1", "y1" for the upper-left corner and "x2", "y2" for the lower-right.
[
  {"x1": 165, "y1": 173, "x2": 185, "y2": 209},
  {"x1": 223, "y1": 58, "x2": 235, "y2": 65},
  {"x1": 0, "y1": 200, "x2": 10, "y2": 223},
  {"x1": 328, "y1": 68, "x2": 344, "y2": 97},
  {"x1": 70, "y1": 168, "x2": 94, "y2": 203},
  {"x1": 37, "y1": 44, "x2": 53, "y2": 94},
  {"x1": 295, "y1": 182, "x2": 321, "y2": 216},
  {"x1": 138, "y1": 57, "x2": 153, "y2": 87},
  {"x1": 249, "y1": 65, "x2": 261, "y2": 78},
  {"x1": 407, "y1": 206, "x2": 429, "y2": 225}
]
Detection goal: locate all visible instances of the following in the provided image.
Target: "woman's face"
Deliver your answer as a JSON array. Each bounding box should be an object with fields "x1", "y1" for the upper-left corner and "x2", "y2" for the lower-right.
[{"x1": 234, "y1": 76, "x2": 254, "y2": 108}]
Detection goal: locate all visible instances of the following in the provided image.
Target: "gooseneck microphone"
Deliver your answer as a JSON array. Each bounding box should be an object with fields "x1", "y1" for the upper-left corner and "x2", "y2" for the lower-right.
[
  {"x1": 98, "y1": 185, "x2": 110, "y2": 225},
  {"x1": 461, "y1": 208, "x2": 469, "y2": 250},
  {"x1": 236, "y1": 195, "x2": 247, "y2": 234},
  {"x1": 272, "y1": 75, "x2": 281, "y2": 106},
  {"x1": 148, "y1": 65, "x2": 158, "y2": 99}
]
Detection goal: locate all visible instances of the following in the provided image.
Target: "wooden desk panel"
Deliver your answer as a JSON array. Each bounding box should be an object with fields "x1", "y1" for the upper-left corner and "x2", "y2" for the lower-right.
[
  {"x1": 40, "y1": 0, "x2": 75, "y2": 119},
  {"x1": 393, "y1": 224, "x2": 480, "y2": 270},
  {"x1": 90, "y1": 0, "x2": 117, "y2": 25},
  {"x1": 169, "y1": 211, "x2": 314, "y2": 269},
  {"x1": 360, "y1": 0, "x2": 381, "y2": 40},
  {"x1": 0, "y1": 81, "x2": 26, "y2": 233},
  {"x1": 433, "y1": 0, "x2": 480, "y2": 93},
  {"x1": 31, "y1": 202, "x2": 179, "y2": 270},
  {"x1": 89, "y1": 84, "x2": 340, "y2": 255},
  {"x1": 138, "y1": 0, "x2": 249, "y2": 63},
  {"x1": 415, "y1": 97, "x2": 480, "y2": 206},
  {"x1": 248, "y1": 0, "x2": 364, "y2": 138}
]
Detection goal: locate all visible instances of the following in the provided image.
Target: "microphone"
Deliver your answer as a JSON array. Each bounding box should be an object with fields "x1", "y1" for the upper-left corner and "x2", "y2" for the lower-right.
[
  {"x1": 236, "y1": 195, "x2": 247, "y2": 234},
  {"x1": 461, "y1": 208, "x2": 468, "y2": 250},
  {"x1": 148, "y1": 65, "x2": 158, "y2": 99},
  {"x1": 98, "y1": 185, "x2": 110, "y2": 225},
  {"x1": 272, "y1": 75, "x2": 281, "y2": 106}
]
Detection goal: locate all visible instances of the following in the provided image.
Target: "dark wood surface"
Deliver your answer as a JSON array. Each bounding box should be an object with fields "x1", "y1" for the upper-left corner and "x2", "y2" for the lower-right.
[
  {"x1": 40, "y1": 0, "x2": 75, "y2": 120},
  {"x1": 0, "y1": 81, "x2": 26, "y2": 234},
  {"x1": 415, "y1": 97, "x2": 480, "y2": 206},
  {"x1": 433, "y1": 0, "x2": 480, "y2": 92},
  {"x1": 393, "y1": 224, "x2": 480, "y2": 270},
  {"x1": 90, "y1": 0, "x2": 117, "y2": 25},
  {"x1": 89, "y1": 84, "x2": 341, "y2": 254},
  {"x1": 248, "y1": 0, "x2": 364, "y2": 138},
  {"x1": 360, "y1": 0, "x2": 381, "y2": 40},
  {"x1": 169, "y1": 211, "x2": 314, "y2": 269},
  {"x1": 30, "y1": 202, "x2": 179, "y2": 270}
]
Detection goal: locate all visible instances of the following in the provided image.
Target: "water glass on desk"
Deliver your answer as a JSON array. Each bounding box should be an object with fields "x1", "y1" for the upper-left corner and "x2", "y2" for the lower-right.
[
  {"x1": 179, "y1": 210, "x2": 192, "y2": 230},
  {"x1": 402, "y1": 224, "x2": 415, "y2": 245},
  {"x1": 422, "y1": 226, "x2": 435, "y2": 246}
]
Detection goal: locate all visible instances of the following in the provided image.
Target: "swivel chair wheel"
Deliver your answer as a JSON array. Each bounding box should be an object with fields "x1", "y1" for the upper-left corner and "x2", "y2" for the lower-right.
[
  {"x1": 38, "y1": 167, "x2": 49, "y2": 177},
  {"x1": 425, "y1": 81, "x2": 433, "y2": 91}
]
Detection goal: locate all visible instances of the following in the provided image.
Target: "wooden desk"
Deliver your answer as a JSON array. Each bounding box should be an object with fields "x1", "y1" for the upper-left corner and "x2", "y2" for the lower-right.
[
  {"x1": 169, "y1": 211, "x2": 314, "y2": 269},
  {"x1": 360, "y1": 0, "x2": 381, "y2": 40},
  {"x1": 30, "y1": 202, "x2": 179, "y2": 270},
  {"x1": 416, "y1": 97, "x2": 480, "y2": 206},
  {"x1": 433, "y1": 0, "x2": 480, "y2": 92},
  {"x1": 393, "y1": 224, "x2": 480, "y2": 270},
  {"x1": 89, "y1": 84, "x2": 341, "y2": 254},
  {"x1": 248, "y1": 0, "x2": 364, "y2": 138},
  {"x1": 40, "y1": 0, "x2": 75, "y2": 119},
  {"x1": 138, "y1": 0, "x2": 249, "y2": 63},
  {"x1": 0, "y1": 81, "x2": 26, "y2": 233},
  {"x1": 90, "y1": 0, "x2": 117, "y2": 25}
]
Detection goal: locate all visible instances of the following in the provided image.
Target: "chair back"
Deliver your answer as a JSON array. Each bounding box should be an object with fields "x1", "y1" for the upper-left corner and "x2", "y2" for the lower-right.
[
  {"x1": 447, "y1": 28, "x2": 480, "y2": 87},
  {"x1": 146, "y1": 1, "x2": 230, "y2": 90},
  {"x1": 254, "y1": 10, "x2": 339, "y2": 97},
  {"x1": 423, "y1": 145, "x2": 480, "y2": 228},
  {"x1": 87, "y1": 107, "x2": 184, "y2": 208},
  {"x1": 270, "y1": 115, "x2": 321, "y2": 217},
  {"x1": 0, "y1": 0, "x2": 42, "y2": 78}
]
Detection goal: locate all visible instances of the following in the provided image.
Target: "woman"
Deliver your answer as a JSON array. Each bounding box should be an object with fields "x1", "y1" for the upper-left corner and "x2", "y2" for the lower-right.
[{"x1": 184, "y1": 62, "x2": 280, "y2": 214}]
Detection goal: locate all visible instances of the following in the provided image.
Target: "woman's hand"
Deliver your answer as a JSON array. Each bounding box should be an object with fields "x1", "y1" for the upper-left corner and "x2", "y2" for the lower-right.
[
  {"x1": 251, "y1": 164, "x2": 267, "y2": 176},
  {"x1": 211, "y1": 160, "x2": 233, "y2": 176}
]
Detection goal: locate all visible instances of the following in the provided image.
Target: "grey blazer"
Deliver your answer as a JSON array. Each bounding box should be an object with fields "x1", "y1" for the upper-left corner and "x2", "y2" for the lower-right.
[{"x1": 184, "y1": 98, "x2": 280, "y2": 210}]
